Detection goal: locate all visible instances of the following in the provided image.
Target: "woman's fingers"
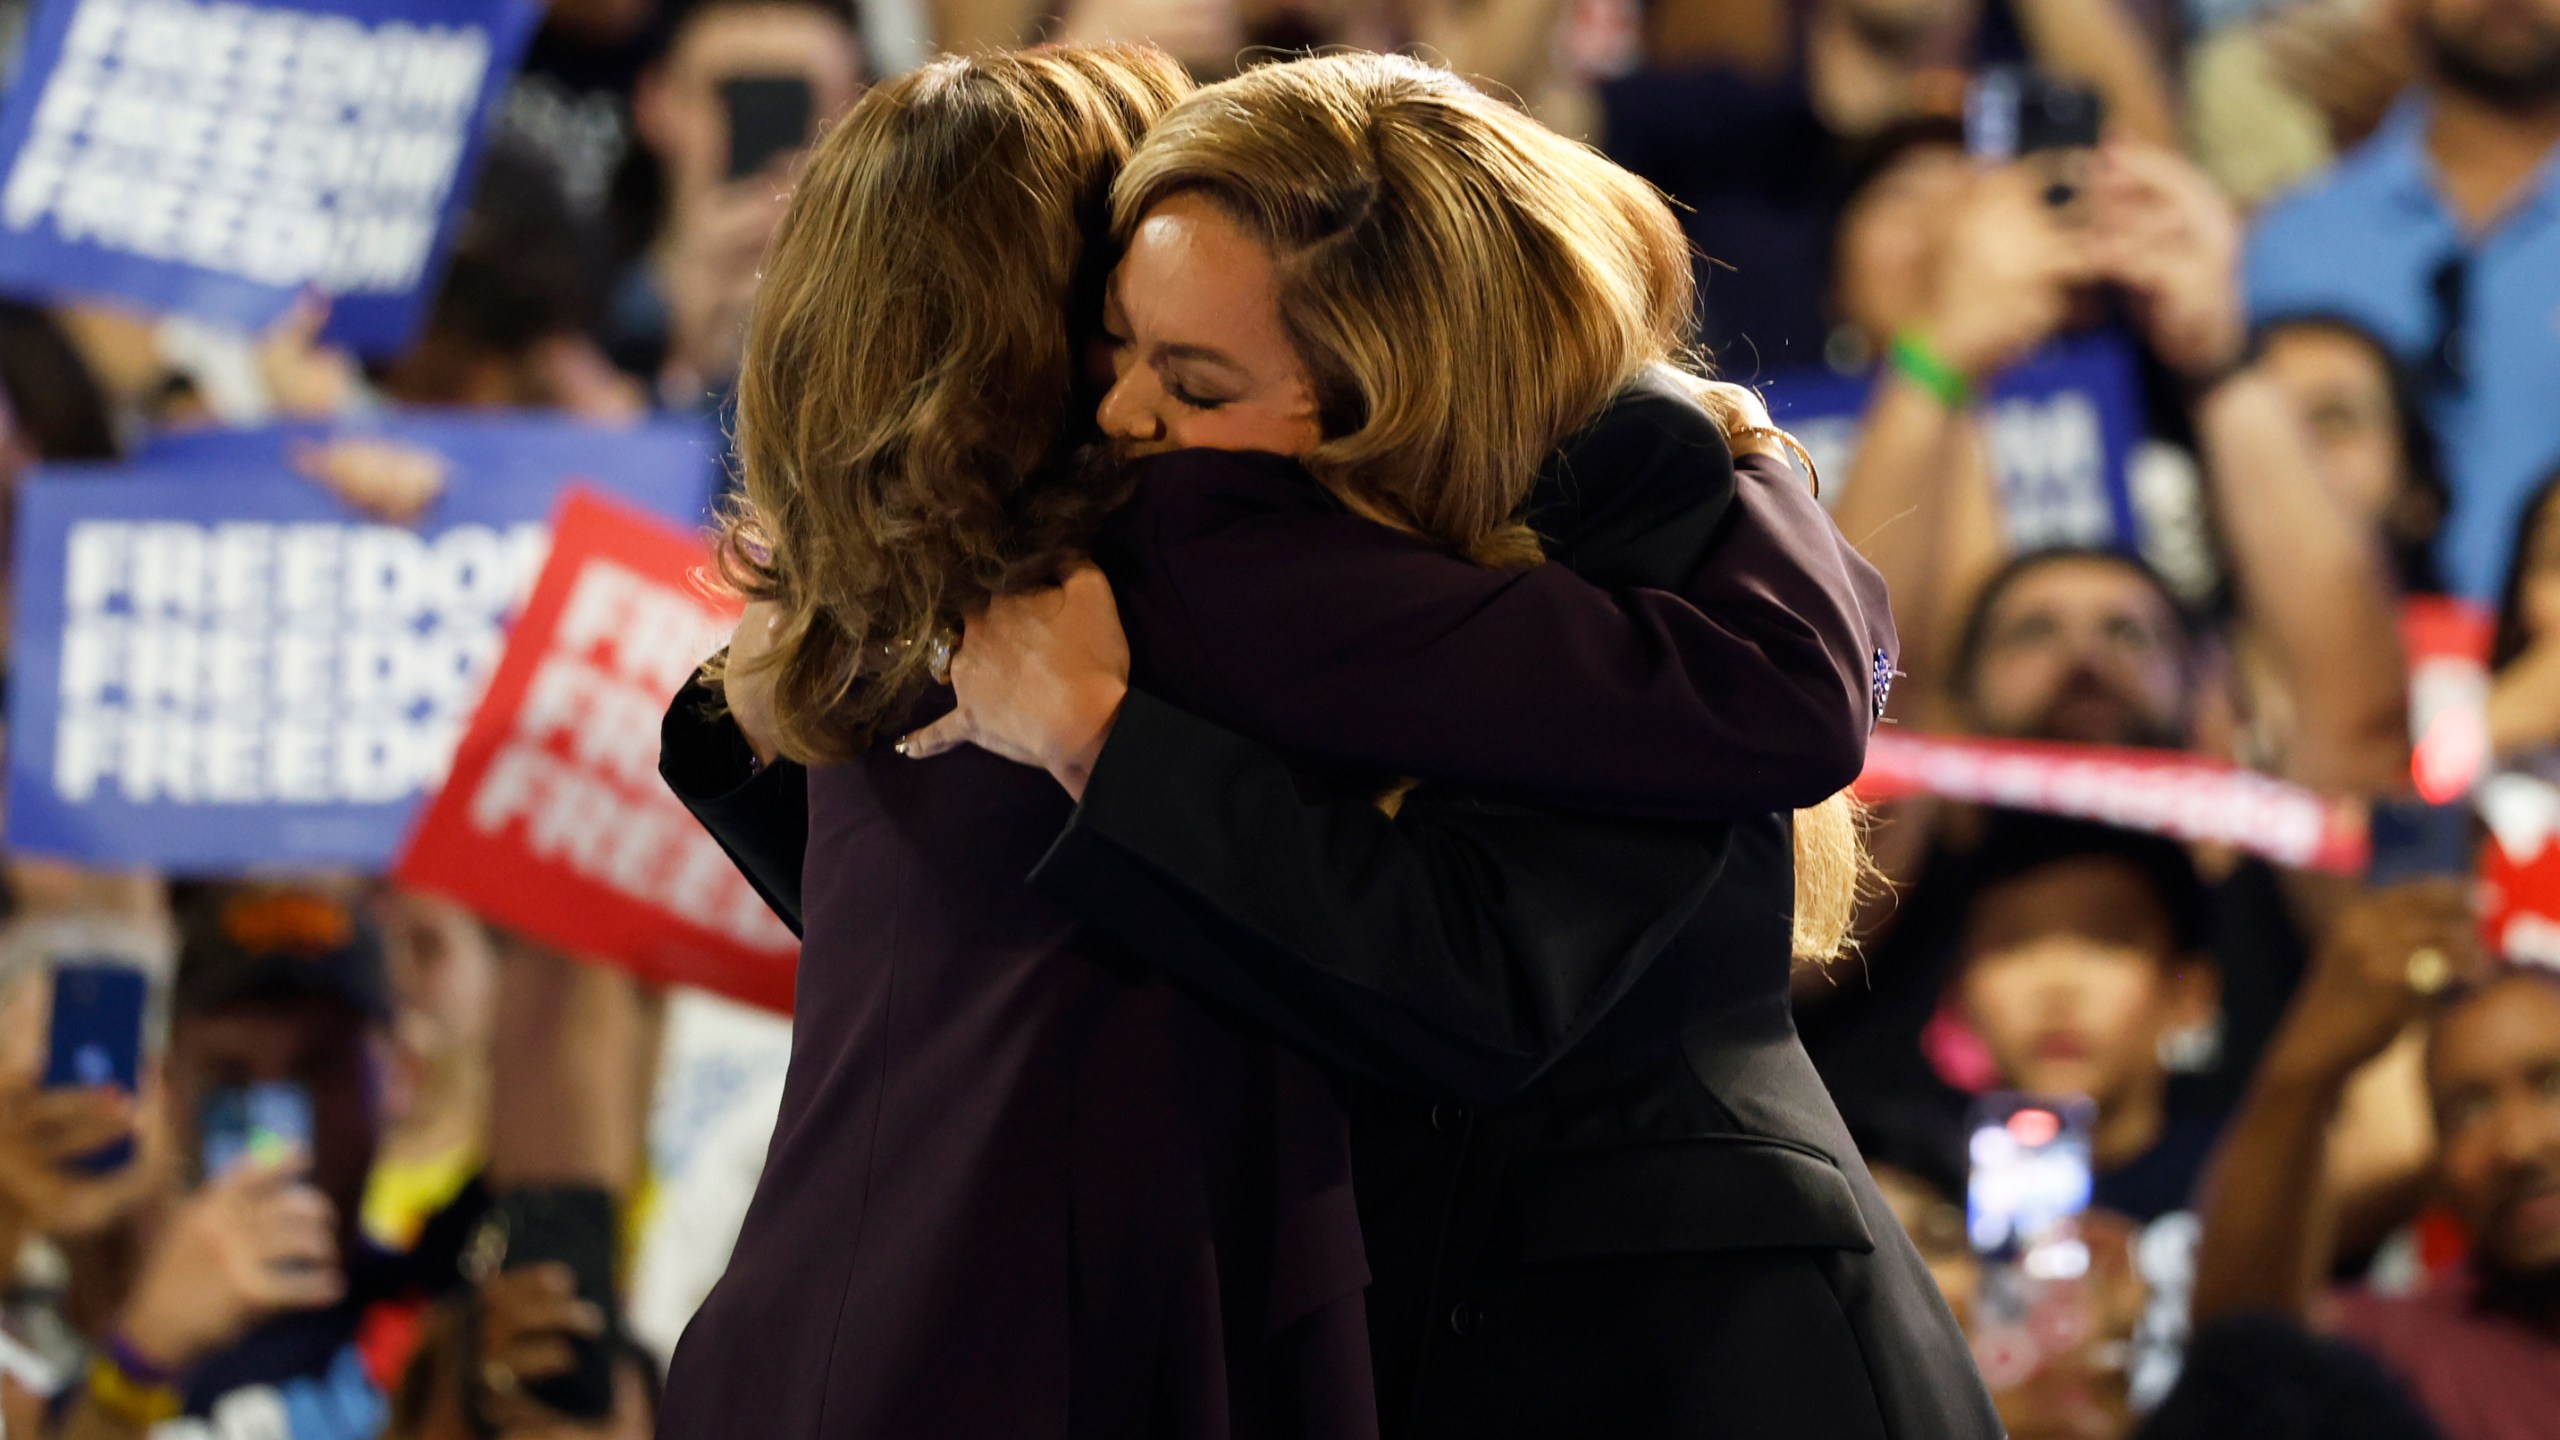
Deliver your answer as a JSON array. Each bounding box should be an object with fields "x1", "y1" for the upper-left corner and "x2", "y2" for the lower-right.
[
  {"x1": 896, "y1": 711, "x2": 971, "y2": 759},
  {"x1": 25, "y1": 1088, "x2": 135, "y2": 1161},
  {"x1": 899, "y1": 619, "x2": 983, "y2": 760},
  {"x1": 256, "y1": 1260, "x2": 348, "y2": 1311},
  {"x1": 289, "y1": 437, "x2": 450, "y2": 526},
  {"x1": 480, "y1": 1263, "x2": 607, "y2": 1385},
  {"x1": 502, "y1": 1335, "x2": 583, "y2": 1381},
  {"x1": 263, "y1": 1222, "x2": 337, "y2": 1273}
]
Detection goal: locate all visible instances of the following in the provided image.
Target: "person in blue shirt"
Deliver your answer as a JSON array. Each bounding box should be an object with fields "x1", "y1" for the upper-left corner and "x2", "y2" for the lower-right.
[{"x1": 2245, "y1": 0, "x2": 2560, "y2": 601}]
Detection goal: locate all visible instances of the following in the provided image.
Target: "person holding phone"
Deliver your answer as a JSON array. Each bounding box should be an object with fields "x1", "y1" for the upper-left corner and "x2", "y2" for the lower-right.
[
  {"x1": 380, "y1": 1261, "x2": 660, "y2": 1440},
  {"x1": 0, "y1": 926, "x2": 172, "y2": 1252},
  {"x1": 50, "y1": 891, "x2": 475, "y2": 1440},
  {"x1": 1799, "y1": 118, "x2": 2414, "y2": 1164},
  {"x1": 615, "y1": 0, "x2": 865, "y2": 404},
  {"x1": 0, "y1": 932, "x2": 175, "y2": 1411}
]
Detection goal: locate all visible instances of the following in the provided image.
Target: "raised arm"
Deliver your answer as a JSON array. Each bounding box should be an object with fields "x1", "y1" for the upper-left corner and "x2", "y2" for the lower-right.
[
  {"x1": 671, "y1": 377, "x2": 1882, "y2": 942},
  {"x1": 2093, "y1": 143, "x2": 2409, "y2": 793},
  {"x1": 2191, "y1": 881, "x2": 2484, "y2": 1326},
  {"x1": 1098, "y1": 384, "x2": 1893, "y2": 822}
]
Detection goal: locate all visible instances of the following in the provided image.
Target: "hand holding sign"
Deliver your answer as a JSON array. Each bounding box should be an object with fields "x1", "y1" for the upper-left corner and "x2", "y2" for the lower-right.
[
  {"x1": 257, "y1": 293, "x2": 364, "y2": 420},
  {"x1": 290, "y1": 436, "x2": 448, "y2": 525}
]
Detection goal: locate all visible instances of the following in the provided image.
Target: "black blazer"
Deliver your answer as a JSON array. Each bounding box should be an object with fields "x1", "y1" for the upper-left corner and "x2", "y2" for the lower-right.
[{"x1": 662, "y1": 379, "x2": 1998, "y2": 1440}]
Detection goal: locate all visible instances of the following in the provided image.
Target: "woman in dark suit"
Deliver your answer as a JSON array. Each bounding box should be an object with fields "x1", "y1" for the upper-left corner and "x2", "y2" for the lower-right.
[{"x1": 664, "y1": 47, "x2": 1993, "y2": 1440}]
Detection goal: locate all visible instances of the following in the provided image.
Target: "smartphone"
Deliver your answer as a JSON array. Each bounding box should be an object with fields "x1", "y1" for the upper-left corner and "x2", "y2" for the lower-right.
[
  {"x1": 198, "y1": 1081, "x2": 314, "y2": 1184},
  {"x1": 1965, "y1": 68, "x2": 2105, "y2": 209},
  {"x1": 721, "y1": 74, "x2": 815, "y2": 181},
  {"x1": 1967, "y1": 1093, "x2": 2097, "y2": 1389},
  {"x1": 1965, "y1": 68, "x2": 2105, "y2": 161},
  {"x1": 484, "y1": 1186, "x2": 621, "y2": 1420},
  {"x1": 2368, "y1": 796, "x2": 2477, "y2": 886},
  {"x1": 42, "y1": 963, "x2": 147, "y2": 1172}
]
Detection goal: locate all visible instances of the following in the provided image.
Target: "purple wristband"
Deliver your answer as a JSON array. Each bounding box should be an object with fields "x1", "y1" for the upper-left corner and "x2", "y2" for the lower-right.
[{"x1": 105, "y1": 1331, "x2": 176, "y2": 1386}]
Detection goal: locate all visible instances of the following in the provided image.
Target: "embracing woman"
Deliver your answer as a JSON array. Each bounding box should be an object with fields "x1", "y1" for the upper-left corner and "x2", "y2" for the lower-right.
[{"x1": 659, "y1": 46, "x2": 1994, "y2": 1440}]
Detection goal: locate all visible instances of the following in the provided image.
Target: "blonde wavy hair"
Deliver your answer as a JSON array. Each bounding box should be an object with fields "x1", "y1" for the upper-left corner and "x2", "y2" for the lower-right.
[
  {"x1": 715, "y1": 46, "x2": 1193, "y2": 763},
  {"x1": 1113, "y1": 54, "x2": 1869, "y2": 962}
]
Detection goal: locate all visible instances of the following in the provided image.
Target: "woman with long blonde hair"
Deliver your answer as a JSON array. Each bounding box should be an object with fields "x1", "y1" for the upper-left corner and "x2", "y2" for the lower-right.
[
  {"x1": 663, "y1": 46, "x2": 1981, "y2": 1440},
  {"x1": 891, "y1": 53, "x2": 1996, "y2": 1438}
]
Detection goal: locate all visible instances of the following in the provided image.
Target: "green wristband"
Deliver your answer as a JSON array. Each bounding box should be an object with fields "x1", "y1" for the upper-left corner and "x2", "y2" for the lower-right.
[{"x1": 1888, "y1": 329, "x2": 1974, "y2": 411}]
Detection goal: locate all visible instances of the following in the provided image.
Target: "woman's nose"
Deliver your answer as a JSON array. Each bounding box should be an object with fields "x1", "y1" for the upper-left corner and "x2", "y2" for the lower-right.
[{"x1": 1097, "y1": 369, "x2": 1164, "y2": 445}]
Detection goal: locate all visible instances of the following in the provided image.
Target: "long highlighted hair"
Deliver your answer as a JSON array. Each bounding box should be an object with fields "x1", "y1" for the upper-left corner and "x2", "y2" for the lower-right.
[
  {"x1": 714, "y1": 46, "x2": 1193, "y2": 763},
  {"x1": 1113, "y1": 54, "x2": 1870, "y2": 962}
]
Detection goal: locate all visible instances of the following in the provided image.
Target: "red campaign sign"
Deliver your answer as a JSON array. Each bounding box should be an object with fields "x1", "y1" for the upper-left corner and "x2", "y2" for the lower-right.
[
  {"x1": 2481, "y1": 774, "x2": 2560, "y2": 971},
  {"x1": 2402, "y1": 596, "x2": 2497, "y2": 803},
  {"x1": 1853, "y1": 732, "x2": 2370, "y2": 873},
  {"x1": 395, "y1": 489, "x2": 796, "y2": 1013},
  {"x1": 2486, "y1": 839, "x2": 2560, "y2": 970}
]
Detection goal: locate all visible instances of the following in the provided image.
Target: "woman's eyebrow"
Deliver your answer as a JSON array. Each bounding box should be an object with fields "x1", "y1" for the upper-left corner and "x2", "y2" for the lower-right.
[{"x1": 1158, "y1": 342, "x2": 1248, "y2": 377}]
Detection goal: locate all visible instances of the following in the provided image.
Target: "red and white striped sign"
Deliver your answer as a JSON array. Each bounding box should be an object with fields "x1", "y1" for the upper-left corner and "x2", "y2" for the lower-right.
[{"x1": 1854, "y1": 731, "x2": 2370, "y2": 873}]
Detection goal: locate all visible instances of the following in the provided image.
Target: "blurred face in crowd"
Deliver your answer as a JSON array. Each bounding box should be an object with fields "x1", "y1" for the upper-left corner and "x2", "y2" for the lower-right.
[
  {"x1": 2258, "y1": 323, "x2": 2409, "y2": 532},
  {"x1": 2414, "y1": 0, "x2": 2560, "y2": 108},
  {"x1": 1962, "y1": 558, "x2": 2190, "y2": 746},
  {"x1": 379, "y1": 891, "x2": 496, "y2": 1092},
  {"x1": 634, "y1": 3, "x2": 865, "y2": 207},
  {"x1": 1833, "y1": 144, "x2": 1971, "y2": 346},
  {"x1": 166, "y1": 995, "x2": 383, "y2": 1240},
  {"x1": 2428, "y1": 974, "x2": 2560, "y2": 1289},
  {"x1": 1958, "y1": 857, "x2": 2217, "y2": 1120},
  {"x1": 1097, "y1": 193, "x2": 1325, "y2": 460}
]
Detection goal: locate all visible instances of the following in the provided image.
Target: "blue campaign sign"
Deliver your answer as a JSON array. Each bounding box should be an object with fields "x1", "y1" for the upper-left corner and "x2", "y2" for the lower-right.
[
  {"x1": 1763, "y1": 331, "x2": 2150, "y2": 553},
  {"x1": 0, "y1": 0, "x2": 541, "y2": 356},
  {"x1": 7, "y1": 414, "x2": 724, "y2": 871}
]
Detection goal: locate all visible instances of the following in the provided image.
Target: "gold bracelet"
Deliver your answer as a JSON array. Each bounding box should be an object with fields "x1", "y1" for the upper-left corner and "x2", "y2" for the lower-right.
[
  {"x1": 1735, "y1": 425, "x2": 1822, "y2": 499},
  {"x1": 86, "y1": 1352, "x2": 184, "y2": 1426}
]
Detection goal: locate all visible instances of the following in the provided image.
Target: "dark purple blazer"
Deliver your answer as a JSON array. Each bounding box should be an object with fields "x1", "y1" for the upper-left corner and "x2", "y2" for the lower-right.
[
  {"x1": 657, "y1": 376, "x2": 1986, "y2": 1439},
  {"x1": 655, "y1": 736, "x2": 1377, "y2": 1440}
]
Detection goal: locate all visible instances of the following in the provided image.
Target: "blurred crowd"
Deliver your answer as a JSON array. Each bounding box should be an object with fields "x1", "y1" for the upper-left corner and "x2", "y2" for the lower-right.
[{"x1": 0, "y1": 0, "x2": 2553, "y2": 1437}]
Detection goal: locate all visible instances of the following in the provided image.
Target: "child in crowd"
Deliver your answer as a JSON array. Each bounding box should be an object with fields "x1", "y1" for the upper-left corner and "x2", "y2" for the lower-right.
[{"x1": 1952, "y1": 811, "x2": 2225, "y2": 1223}]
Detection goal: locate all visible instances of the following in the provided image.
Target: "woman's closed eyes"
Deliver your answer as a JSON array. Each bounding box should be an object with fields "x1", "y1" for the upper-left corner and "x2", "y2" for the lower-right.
[
  {"x1": 1165, "y1": 376, "x2": 1231, "y2": 412},
  {"x1": 1097, "y1": 324, "x2": 1237, "y2": 413},
  {"x1": 1093, "y1": 193, "x2": 1323, "y2": 458}
]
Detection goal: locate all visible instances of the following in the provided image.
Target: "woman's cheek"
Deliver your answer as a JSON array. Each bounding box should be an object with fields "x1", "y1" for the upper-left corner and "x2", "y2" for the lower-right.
[{"x1": 1174, "y1": 405, "x2": 1320, "y2": 458}]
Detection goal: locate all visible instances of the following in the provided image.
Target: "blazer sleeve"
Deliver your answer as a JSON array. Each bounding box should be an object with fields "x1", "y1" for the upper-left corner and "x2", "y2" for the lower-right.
[
  {"x1": 1027, "y1": 689, "x2": 1728, "y2": 1105},
  {"x1": 658, "y1": 671, "x2": 809, "y2": 937},
  {"x1": 1106, "y1": 447, "x2": 1891, "y2": 823}
]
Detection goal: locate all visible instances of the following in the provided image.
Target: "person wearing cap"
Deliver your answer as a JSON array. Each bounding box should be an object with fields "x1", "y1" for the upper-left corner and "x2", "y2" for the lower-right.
[{"x1": 57, "y1": 888, "x2": 483, "y2": 1440}]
